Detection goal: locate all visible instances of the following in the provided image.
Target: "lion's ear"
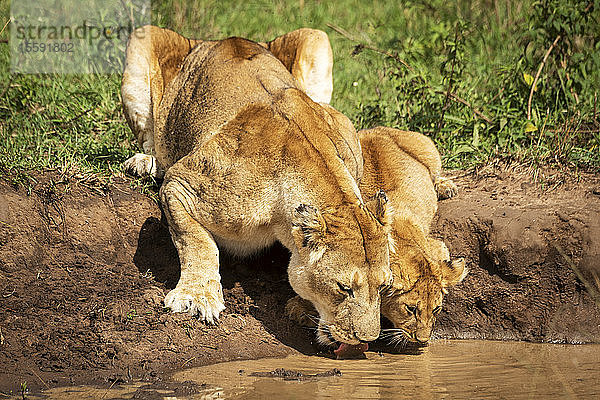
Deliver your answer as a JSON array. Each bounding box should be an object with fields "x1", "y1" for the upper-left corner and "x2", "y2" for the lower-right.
[
  {"x1": 441, "y1": 258, "x2": 468, "y2": 293},
  {"x1": 291, "y1": 204, "x2": 327, "y2": 263},
  {"x1": 365, "y1": 190, "x2": 392, "y2": 226}
]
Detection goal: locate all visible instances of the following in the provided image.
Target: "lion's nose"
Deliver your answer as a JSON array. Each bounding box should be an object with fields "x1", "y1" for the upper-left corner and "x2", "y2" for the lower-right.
[
  {"x1": 353, "y1": 307, "x2": 381, "y2": 342},
  {"x1": 415, "y1": 337, "x2": 429, "y2": 345},
  {"x1": 355, "y1": 332, "x2": 379, "y2": 342},
  {"x1": 414, "y1": 332, "x2": 430, "y2": 345}
]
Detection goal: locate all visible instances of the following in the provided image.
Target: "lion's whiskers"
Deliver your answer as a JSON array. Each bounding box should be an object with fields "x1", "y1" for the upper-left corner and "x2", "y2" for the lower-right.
[
  {"x1": 380, "y1": 328, "x2": 410, "y2": 348},
  {"x1": 304, "y1": 313, "x2": 321, "y2": 325},
  {"x1": 315, "y1": 324, "x2": 336, "y2": 346},
  {"x1": 389, "y1": 332, "x2": 409, "y2": 348},
  {"x1": 378, "y1": 330, "x2": 400, "y2": 339}
]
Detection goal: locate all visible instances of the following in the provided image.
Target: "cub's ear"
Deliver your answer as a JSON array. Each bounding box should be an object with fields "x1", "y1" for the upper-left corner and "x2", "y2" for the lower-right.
[
  {"x1": 365, "y1": 190, "x2": 392, "y2": 226},
  {"x1": 441, "y1": 258, "x2": 468, "y2": 294},
  {"x1": 291, "y1": 204, "x2": 327, "y2": 263}
]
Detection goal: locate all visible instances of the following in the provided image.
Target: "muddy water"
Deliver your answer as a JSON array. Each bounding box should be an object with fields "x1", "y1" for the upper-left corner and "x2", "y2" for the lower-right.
[
  {"x1": 36, "y1": 340, "x2": 600, "y2": 399},
  {"x1": 172, "y1": 340, "x2": 599, "y2": 399}
]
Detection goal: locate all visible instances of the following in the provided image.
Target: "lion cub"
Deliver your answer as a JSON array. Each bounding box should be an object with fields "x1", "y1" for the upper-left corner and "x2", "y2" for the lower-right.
[{"x1": 288, "y1": 127, "x2": 468, "y2": 345}]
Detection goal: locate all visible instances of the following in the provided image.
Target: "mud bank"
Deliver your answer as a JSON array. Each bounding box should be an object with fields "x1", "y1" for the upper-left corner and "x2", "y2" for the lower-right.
[
  {"x1": 0, "y1": 170, "x2": 599, "y2": 393},
  {"x1": 433, "y1": 170, "x2": 600, "y2": 344}
]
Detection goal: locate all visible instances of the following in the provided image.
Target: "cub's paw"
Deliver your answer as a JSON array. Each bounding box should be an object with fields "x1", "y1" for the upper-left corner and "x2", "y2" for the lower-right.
[
  {"x1": 164, "y1": 280, "x2": 225, "y2": 324},
  {"x1": 123, "y1": 153, "x2": 164, "y2": 179},
  {"x1": 435, "y1": 177, "x2": 458, "y2": 200},
  {"x1": 285, "y1": 295, "x2": 318, "y2": 327}
]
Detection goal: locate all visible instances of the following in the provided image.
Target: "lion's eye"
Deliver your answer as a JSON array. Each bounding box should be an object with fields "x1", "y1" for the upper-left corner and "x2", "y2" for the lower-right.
[
  {"x1": 337, "y1": 282, "x2": 354, "y2": 298},
  {"x1": 405, "y1": 304, "x2": 417, "y2": 315},
  {"x1": 433, "y1": 306, "x2": 442, "y2": 315}
]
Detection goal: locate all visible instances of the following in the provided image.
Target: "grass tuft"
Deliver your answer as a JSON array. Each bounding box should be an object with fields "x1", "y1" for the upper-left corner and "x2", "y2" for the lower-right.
[{"x1": 1, "y1": 0, "x2": 598, "y2": 189}]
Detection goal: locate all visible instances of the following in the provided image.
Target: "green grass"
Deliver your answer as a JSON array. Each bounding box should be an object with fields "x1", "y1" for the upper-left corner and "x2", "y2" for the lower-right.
[{"x1": 1, "y1": 0, "x2": 599, "y2": 188}]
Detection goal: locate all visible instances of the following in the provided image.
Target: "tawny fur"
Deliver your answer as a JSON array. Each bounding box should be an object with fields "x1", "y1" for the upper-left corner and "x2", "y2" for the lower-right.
[
  {"x1": 121, "y1": 26, "x2": 333, "y2": 179},
  {"x1": 260, "y1": 28, "x2": 333, "y2": 104},
  {"x1": 288, "y1": 127, "x2": 467, "y2": 344},
  {"x1": 122, "y1": 30, "x2": 393, "y2": 344}
]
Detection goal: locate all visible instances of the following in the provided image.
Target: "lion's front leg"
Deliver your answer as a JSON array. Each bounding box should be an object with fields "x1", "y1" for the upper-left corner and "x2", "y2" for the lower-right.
[
  {"x1": 123, "y1": 153, "x2": 165, "y2": 180},
  {"x1": 160, "y1": 179, "x2": 225, "y2": 323},
  {"x1": 434, "y1": 176, "x2": 458, "y2": 200}
]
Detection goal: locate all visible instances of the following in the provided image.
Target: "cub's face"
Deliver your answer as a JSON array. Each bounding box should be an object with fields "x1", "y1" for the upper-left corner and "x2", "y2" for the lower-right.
[
  {"x1": 288, "y1": 196, "x2": 392, "y2": 346},
  {"x1": 382, "y1": 275, "x2": 444, "y2": 344},
  {"x1": 381, "y1": 241, "x2": 467, "y2": 345}
]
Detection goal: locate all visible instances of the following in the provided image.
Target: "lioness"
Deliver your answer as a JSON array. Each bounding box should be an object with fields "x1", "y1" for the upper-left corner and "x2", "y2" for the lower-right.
[
  {"x1": 122, "y1": 27, "x2": 393, "y2": 345},
  {"x1": 121, "y1": 26, "x2": 332, "y2": 179},
  {"x1": 287, "y1": 127, "x2": 468, "y2": 346}
]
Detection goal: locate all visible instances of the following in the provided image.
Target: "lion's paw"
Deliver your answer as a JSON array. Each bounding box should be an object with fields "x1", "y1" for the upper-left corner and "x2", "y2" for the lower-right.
[
  {"x1": 435, "y1": 177, "x2": 458, "y2": 200},
  {"x1": 123, "y1": 153, "x2": 164, "y2": 179},
  {"x1": 164, "y1": 280, "x2": 225, "y2": 324},
  {"x1": 285, "y1": 295, "x2": 318, "y2": 327}
]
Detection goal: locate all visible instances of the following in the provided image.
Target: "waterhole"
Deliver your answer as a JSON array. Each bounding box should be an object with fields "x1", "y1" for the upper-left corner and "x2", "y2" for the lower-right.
[{"x1": 34, "y1": 340, "x2": 600, "y2": 399}]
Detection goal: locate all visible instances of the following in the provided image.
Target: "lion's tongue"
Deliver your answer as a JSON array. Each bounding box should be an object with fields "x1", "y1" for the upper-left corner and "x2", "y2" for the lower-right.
[{"x1": 333, "y1": 342, "x2": 368, "y2": 359}]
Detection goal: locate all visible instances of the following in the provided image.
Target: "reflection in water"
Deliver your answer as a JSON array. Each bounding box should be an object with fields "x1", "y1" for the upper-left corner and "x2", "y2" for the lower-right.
[
  {"x1": 34, "y1": 340, "x2": 600, "y2": 399},
  {"x1": 174, "y1": 340, "x2": 600, "y2": 399}
]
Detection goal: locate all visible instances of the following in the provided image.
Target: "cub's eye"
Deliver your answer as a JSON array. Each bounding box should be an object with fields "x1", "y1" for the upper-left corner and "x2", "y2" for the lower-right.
[
  {"x1": 433, "y1": 306, "x2": 442, "y2": 315},
  {"x1": 337, "y1": 282, "x2": 354, "y2": 298},
  {"x1": 405, "y1": 304, "x2": 417, "y2": 315}
]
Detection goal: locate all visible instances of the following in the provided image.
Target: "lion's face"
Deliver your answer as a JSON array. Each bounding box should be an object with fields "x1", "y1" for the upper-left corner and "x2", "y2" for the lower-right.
[
  {"x1": 381, "y1": 234, "x2": 467, "y2": 345},
  {"x1": 382, "y1": 274, "x2": 444, "y2": 344},
  {"x1": 288, "y1": 193, "x2": 393, "y2": 346}
]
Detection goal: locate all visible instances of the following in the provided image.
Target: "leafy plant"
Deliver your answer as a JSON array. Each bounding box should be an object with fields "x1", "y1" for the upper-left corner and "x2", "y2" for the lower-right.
[{"x1": 347, "y1": 0, "x2": 599, "y2": 171}]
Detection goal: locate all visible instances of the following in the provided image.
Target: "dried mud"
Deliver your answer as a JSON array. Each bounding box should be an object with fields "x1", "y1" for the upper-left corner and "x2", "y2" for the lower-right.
[{"x1": 0, "y1": 170, "x2": 599, "y2": 394}]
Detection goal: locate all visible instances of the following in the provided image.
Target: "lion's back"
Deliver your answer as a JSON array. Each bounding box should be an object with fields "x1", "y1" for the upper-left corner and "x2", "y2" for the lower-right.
[
  {"x1": 154, "y1": 37, "x2": 299, "y2": 168},
  {"x1": 359, "y1": 127, "x2": 439, "y2": 229}
]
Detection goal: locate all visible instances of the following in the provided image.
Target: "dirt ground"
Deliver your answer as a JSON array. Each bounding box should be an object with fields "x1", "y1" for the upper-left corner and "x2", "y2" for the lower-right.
[
  {"x1": 0, "y1": 168, "x2": 599, "y2": 395},
  {"x1": 433, "y1": 168, "x2": 600, "y2": 344}
]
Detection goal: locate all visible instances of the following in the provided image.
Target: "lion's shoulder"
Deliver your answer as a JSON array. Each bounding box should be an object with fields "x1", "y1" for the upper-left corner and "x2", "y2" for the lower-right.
[{"x1": 359, "y1": 127, "x2": 440, "y2": 229}]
